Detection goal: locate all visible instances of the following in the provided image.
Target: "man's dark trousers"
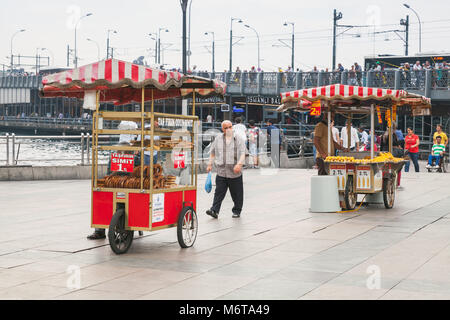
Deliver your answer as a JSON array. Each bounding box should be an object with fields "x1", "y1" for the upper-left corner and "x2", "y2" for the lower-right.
[{"x1": 211, "y1": 175, "x2": 243, "y2": 215}]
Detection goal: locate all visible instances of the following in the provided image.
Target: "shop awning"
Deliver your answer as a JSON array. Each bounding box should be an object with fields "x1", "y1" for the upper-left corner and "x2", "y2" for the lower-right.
[
  {"x1": 41, "y1": 59, "x2": 226, "y2": 106},
  {"x1": 277, "y1": 84, "x2": 431, "y2": 115}
]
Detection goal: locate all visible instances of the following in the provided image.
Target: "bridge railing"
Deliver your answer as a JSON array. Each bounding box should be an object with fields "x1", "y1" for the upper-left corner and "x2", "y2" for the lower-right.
[{"x1": 212, "y1": 70, "x2": 438, "y2": 95}]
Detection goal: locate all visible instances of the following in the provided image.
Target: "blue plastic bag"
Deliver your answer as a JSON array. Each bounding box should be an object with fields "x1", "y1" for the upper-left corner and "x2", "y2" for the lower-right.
[{"x1": 205, "y1": 172, "x2": 212, "y2": 193}]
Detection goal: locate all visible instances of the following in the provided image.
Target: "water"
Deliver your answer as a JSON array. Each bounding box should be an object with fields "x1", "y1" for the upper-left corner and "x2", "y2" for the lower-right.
[{"x1": 1, "y1": 131, "x2": 109, "y2": 166}]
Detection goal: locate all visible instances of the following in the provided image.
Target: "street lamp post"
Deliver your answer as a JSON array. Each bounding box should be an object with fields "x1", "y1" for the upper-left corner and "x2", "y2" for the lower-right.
[
  {"x1": 74, "y1": 13, "x2": 93, "y2": 68},
  {"x1": 332, "y1": 9, "x2": 343, "y2": 71},
  {"x1": 229, "y1": 17, "x2": 243, "y2": 72},
  {"x1": 35, "y1": 47, "x2": 46, "y2": 73},
  {"x1": 158, "y1": 27, "x2": 169, "y2": 65},
  {"x1": 403, "y1": 3, "x2": 421, "y2": 53},
  {"x1": 148, "y1": 33, "x2": 157, "y2": 63},
  {"x1": 187, "y1": 0, "x2": 193, "y2": 70},
  {"x1": 284, "y1": 22, "x2": 295, "y2": 69},
  {"x1": 244, "y1": 24, "x2": 260, "y2": 70},
  {"x1": 10, "y1": 29, "x2": 26, "y2": 71},
  {"x1": 106, "y1": 29, "x2": 117, "y2": 59},
  {"x1": 87, "y1": 38, "x2": 100, "y2": 61},
  {"x1": 204, "y1": 31, "x2": 215, "y2": 73}
]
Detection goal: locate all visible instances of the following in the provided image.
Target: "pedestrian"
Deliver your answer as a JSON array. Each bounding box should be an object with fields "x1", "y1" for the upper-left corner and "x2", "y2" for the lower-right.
[
  {"x1": 426, "y1": 135, "x2": 445, "y2": 169},
  {"x1": 358, "y1": 126, "x2": 369, "y2": 150},
  {"x1": 354, "y1": 62, "x2": 362, "y2": 86},
  {"x1": 395, "y1": 126, "x2": 405, "y2": 149},
  {"x1": 433, "y1": 124, "x2": 448, "y2": 147},
  {"x1": 265, "y1": 119, "x2": 281, "y2": 167},
  {"x1": 247, "y1": 120, "x2": 260, "y2": 168},
  {"x1": 404, "y1": 127, "x2": 420, "y2": 172},
  {"x1": 348, "y1": 65, "x2": 357, "y2": 85},
  {"x1": 206, "y1": 120, "x2": 246, "y2": 219},
  {"x1": 331, "y1": 120, "x2": 340, "y2": 155},
  {"x1": 340, "y1": 120, "x2": 359, "y2": 151},
  {"x1": 313, "y1": 113, "x2": 347, "y2": 175},
  {"x1": 233, "y1": 117, "x2": 247, "y2": 144},
  {"x1": 380, "y1": 124, "x2": 403, "y2": 186}
]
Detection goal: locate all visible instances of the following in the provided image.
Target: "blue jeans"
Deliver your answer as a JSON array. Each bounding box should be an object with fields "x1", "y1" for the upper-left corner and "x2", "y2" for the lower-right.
[
  {"x1": 428, "y1": 155, "x2": 441, "y2": 166},
  {"x1": 405, "y1": 152, "x2": 419, "y2": 172}
]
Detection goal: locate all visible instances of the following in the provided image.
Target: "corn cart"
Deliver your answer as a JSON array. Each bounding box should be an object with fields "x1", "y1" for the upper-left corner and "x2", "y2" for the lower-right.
[
  {"x1": 278, "y1": 84, "x2": 431, "y2": 210},
  {"x1": 41, "y1": 59, "x2": 226, "y2": 254}
]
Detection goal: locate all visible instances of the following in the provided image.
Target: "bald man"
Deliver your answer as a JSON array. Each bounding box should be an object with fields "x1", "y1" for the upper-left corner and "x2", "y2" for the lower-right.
[{"x1": 206, "y1": 120, "x2": 246, "y2": 218}]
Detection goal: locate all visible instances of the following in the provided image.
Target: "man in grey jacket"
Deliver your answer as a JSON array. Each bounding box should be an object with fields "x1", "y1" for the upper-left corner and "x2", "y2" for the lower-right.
[{"x1": 206, "y1": 120, "x2": 246, "y2": 218}]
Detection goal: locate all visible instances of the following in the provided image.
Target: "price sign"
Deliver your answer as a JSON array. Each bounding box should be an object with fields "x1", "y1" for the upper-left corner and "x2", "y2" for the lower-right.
[
  {"x1": 356, "y1": 166, "x2": 371, "y2": 190},
  {"x1": 174, "y1": 153, "x2": 186, "y2": 169},
  {"x1": 309, "y1": 100, "x2": 321, "y2": 116},
  {"x1": 330, "y1": 164, "x2": 346, "y2": 191},
  {"x1": 110, "y1": 153, "x2": 134, "y2": 173}
]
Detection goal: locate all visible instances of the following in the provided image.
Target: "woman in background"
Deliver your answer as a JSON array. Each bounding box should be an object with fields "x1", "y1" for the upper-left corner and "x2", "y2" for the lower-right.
[{"x1": 404, "y1": 127, "x2": 420, "y2": 172}]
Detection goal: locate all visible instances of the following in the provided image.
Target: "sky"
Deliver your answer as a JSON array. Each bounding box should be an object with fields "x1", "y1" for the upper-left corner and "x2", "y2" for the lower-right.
[{"x1": 1, "y1": 0, "x2": 450, "y2": 73}]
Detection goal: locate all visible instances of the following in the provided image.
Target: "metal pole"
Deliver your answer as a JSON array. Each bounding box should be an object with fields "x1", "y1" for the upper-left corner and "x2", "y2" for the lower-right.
[
  {"x1": 212, "y1": 35, "x2": 215, "y2": 73},
  {"x1": 106, "y1": 32, "x2": 110, "y2": 59},
  {"x1": 74, "y1": 23, "x2": 78, "y2": 68},
  {"x1": 86, "y1": 133, "x2": 90, "y2": 164},
  {"x1": 291, "y1": 25, "x2": 295, "y2": 70},
  {"x1": 6, "y1": 133, "x2": 9, "y2": 166},
  {"x1": 81, "y1": 133, "x2": 85, "y2": 165},
  {"x1": 371, "y1": 104, "x2": 375, "y2": 159},
  {"x1": 229, "y1": 19, "x2": 233, "y2": 72},
  {"x1": 188, "y1": 0, "x2": 193, "y2": 70},
  {"x1": 328, "y1": 109, "x2": 331, "y2": 155},
  {"x1": 332, "y1": 9, "x2": 337, "y2": 71},
  {"x1": 405, "y1": 15, "x2": 409, "y2": 56},
  {"x1": 181, "y1": 0, "x2": 188, "y2": 74},
  {"x1": 12, "y1": 134, "x2": 15, "y2": 166}
]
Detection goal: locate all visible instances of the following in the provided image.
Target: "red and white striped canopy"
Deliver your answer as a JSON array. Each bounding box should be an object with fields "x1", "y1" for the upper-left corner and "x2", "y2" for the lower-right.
[
  {"x1": 281, "y1": 84, "x2": 407, "y2": 102},
  {"x1": 41, "y1": 59, "x2": 226, "y2": 105},
  {"x1": 278, "y1": 84, "x2": 431, "y2": 114}
]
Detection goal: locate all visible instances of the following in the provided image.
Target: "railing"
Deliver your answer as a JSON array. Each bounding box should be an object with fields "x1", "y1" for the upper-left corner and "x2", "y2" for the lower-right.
[
  {"x1": 1, "y1": 133, "x2": 97, "y2": 166},
  {"x1": 208, "y1": 69, "x2": 448, "y2": 95},
  {"x1": 0, "y1": 116, "x2": 119, "y2": 128}
]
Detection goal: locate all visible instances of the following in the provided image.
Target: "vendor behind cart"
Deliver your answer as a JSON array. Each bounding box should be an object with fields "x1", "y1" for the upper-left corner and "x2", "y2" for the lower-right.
[
  {"x1": 136, "y1": 121, "x2": 160, "y2": 165},
  {"x1": 313, "y1": 112, "x2": 348, "y2": 175}
]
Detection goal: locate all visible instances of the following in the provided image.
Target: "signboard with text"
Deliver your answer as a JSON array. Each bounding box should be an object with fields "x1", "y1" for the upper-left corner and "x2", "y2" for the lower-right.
[
  {"x1": 309, "y1": 100, "x2": 321, "y2": 116},
  {"x1": 110, "y1": 153, "x2": 134, "y2": 173}
]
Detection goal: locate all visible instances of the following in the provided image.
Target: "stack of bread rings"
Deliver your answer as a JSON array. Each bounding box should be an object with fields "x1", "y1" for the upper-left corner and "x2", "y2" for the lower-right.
[{"x1": 101, "y1": 163, "x2": 173, "y2": 190}]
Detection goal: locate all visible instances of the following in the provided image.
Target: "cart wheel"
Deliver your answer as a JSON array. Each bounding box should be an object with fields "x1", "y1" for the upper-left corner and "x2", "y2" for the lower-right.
[
  {"x1": 382, "y1": 178, "x2": 396, "y2": 209},
  {"x1": 108, "y1": 208, "x2": 134, "y2": 254},
  {"x1": 344, "y1": 176, "x2": 357, "y2": 210},
  {"x1": 177, "y1": 206, "x2": 198, "y2": 248}
]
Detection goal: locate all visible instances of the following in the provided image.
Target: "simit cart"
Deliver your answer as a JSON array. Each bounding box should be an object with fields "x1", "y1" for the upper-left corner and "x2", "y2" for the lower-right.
[
  {"x1": 278, "y1": 84, "x2": 431, "y2": 210},
  {"x1": 41, "y1": 59, "x2": 226, "y2": 254}
]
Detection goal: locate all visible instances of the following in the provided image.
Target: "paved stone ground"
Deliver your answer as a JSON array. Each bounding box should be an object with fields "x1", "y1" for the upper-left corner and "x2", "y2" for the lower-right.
[{"x1": 1, "y1": 164, "x2": 450, "y2": 300}]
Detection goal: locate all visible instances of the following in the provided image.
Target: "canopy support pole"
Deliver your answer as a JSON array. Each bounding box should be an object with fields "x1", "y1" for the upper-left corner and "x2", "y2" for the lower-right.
[
  {"x1": 140, "y1": 88, "x2": 145, "y2": 191},
  {"x1": 327, "y1": 109, "x2": 331, "y2": 156},
  {"x1": 389, "y1": 106, "x2": 393, "y2": 154},
  {"x1": 347, "y1": 113, "x2": 352, "y2": 151},
  {"x1": 370, "y1": 104, "x2": 375, "y2": 159}
]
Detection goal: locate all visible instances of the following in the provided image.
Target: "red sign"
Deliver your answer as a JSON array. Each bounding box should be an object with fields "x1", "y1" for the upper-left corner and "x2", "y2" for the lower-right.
[
  {"x1": 174, "y1": 153, "x2": 186, "y2": 169},
  {"x1": 110, "y1": 153, "x2": 134, "y2": 173},
  {"x1": 309, "y1": 100, "x2": 321, "y2": 116}
]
